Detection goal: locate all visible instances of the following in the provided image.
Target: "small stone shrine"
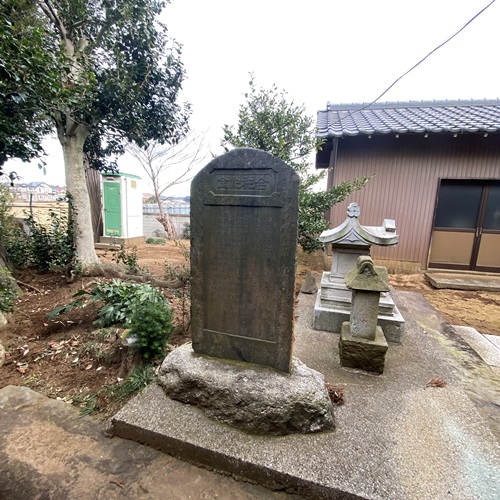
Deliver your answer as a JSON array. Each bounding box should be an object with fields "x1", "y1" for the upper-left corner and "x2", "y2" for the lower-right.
[
  {"x1": 158, "y1": 148, "x2": 335, "y2": 435},
  {"x1": 339, "y1": 256, "x2": 389, "y2": 374},
  {"x1": 313, "y1": 203, "x2": 405, "y2": 342}
]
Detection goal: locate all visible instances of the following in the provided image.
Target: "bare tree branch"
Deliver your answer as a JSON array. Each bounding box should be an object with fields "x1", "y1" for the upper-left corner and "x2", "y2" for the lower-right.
[
  {"x1": 127, "y1": 130, "x2": 209, "y2": 237},
  {"x1": 38, "y1": 0, "x2": 69, "y2": 45},
  {"x1": 128, "y1": 129, "x2": 209, "y2": 201}
]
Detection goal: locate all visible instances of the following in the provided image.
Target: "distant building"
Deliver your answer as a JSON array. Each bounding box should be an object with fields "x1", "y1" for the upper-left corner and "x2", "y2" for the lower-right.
[{"x1": 7, "y1": 182, "x2": 66, "y2": 203}]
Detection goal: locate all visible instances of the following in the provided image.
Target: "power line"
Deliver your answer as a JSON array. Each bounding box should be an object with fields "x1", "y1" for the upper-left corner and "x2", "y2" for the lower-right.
[{"x1": 358, "y1": 0, "x2": 496, "y2": 111}]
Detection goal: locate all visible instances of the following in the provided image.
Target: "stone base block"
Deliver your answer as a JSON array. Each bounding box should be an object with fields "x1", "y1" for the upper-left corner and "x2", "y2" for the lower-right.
[
  {"x1": 339, "y1": 323, "x2": 388, "y2": 374},
  {"x1": 157, "y1": 343, "x2": 335, "y2": 436},
  {"x1": 313, "y1": 291, "x2": 405, "y2": 342}
]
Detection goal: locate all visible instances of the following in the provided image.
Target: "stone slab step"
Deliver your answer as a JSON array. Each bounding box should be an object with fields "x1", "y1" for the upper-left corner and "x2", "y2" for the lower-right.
[{"x1": 453, "y1": 326, "x2": 500, "y2": 368}]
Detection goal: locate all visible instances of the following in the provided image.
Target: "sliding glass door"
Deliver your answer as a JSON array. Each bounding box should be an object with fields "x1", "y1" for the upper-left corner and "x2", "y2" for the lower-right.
[{"x1": 429, "y1": 180, "x2": 500, "y2": 272}]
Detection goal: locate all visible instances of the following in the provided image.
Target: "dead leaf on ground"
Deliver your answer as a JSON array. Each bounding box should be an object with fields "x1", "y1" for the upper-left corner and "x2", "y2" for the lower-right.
[
  {"x1": 326, "y1": 382, "x2": 345, "y2": 405},
  {"x1": 16, "y1": 363, "x2": 28, "y2": 374},
  {"x1": 425, "y1": 377, "x2": 447, "y2": 389}
]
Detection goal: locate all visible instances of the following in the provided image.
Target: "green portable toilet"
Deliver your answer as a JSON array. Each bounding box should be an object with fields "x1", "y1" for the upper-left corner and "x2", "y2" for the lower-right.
[{"x1": 101, "y1": 173, "x2": 144, "y2": 244}]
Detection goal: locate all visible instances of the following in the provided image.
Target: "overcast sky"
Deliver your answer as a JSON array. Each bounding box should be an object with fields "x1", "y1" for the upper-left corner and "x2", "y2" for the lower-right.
[{"x1": 7, "y1": 0, "x2": 500, "y2": 194}]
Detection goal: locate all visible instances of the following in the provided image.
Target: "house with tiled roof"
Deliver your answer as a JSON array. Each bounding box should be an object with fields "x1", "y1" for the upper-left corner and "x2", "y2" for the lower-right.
[{"x1": 316, "y1": 99, "x2": 500, "y2": 273}]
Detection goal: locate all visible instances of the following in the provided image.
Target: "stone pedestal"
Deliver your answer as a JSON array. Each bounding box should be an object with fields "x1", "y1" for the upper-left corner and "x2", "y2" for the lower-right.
[
  {"x1": 339, "y1": 323, "x2": 388, "y2": 374},
  {"x1": 314, "y1": 271, "x2": 405, "y2": 342},
  {"x1": 158, "y1": 343, "x2": 335, "y2": 436}
]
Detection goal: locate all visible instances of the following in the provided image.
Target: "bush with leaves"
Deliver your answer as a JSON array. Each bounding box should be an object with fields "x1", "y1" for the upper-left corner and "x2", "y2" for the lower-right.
[
  {"x1": 49, "y1": 279, "x2": 174, "y2": 361},
  {"x1": 3, "y1": 193, "x2": 79, "y2": 273},
  {"x1": 49, "y1": 279, "x2": 171, "y2": 328},
  {"x1": 221, "y1": 76, "x2": 369, "y2": 252},
  {"x1": 0, "y1": 185, "x2": 15, "y2": 236},
  {"x1": 0, "y1": 268, "x2": 17, "y2": 313},
  {"x1": 128, "y1": 301, "x2": 173, "y2": 360}
]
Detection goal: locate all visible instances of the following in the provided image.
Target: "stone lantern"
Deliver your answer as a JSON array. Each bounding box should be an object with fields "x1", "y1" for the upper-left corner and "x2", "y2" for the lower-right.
[
  {"x1": 339, "y1": 256, "x2": 389, "y2": 374},
  {"x1": 313, "y1": 203, "x2": 405, "y2": 343}
]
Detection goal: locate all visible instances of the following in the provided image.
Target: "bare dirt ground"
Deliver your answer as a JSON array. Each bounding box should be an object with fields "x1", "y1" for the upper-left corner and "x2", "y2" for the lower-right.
[
  {"x1": 1, "y1": 240, "x2": 499, "y2": 418},
  {"x1": 388, "y1": 273, "x2": 500, "y2": 336},
  {"x1": 0, "y1": 240, "x2": 190, "y2": 416}
]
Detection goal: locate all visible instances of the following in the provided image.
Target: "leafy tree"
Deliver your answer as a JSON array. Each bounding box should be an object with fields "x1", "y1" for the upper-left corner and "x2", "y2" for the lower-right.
[
  {"x1": 0, "y1": 1, "x2": 63, "y2": 179},
  {"x1": 221, "y1": 77, "x2": 368, "y2": 252},
  {"x1": 3, "y1": 0, "x2": 190, "y2": 271}
]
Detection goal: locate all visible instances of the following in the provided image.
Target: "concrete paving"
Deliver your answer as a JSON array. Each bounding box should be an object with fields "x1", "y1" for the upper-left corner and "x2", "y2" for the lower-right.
[
  {"x1": 424, "y1": 271, "x2": 500, "y2": 291},
  {"x1": 0, "y1": 385, "x2": 296, "y2": 499},
  {"x1": 111, "y1": 290, "x2": 500, "y2": 499},
  {"x1": 1, "y1": 288, "x2": 499, "y2": 499}
]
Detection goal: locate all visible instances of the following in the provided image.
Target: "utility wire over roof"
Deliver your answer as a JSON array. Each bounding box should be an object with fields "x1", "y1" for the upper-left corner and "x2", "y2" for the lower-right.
[{"x1": 316, "y1": 100, "x2": 500, "y2": 138}]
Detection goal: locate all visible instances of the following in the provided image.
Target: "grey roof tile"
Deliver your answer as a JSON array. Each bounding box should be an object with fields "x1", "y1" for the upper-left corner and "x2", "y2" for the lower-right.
[{"x1": 316, "y1": 99, "x2": 500, "y2": 137}]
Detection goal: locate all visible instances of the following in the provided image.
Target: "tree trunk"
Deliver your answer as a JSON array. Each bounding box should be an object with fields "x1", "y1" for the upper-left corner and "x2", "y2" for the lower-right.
[
  {"x1": 85, "y1": 159, "x2": 103, "y2": 243},
  {"x1": 155, "y1": 192, "x2": 177, "y2": 238},
  {"x1": 61, "y1": 129, "x2": 100, "y2": 270}
]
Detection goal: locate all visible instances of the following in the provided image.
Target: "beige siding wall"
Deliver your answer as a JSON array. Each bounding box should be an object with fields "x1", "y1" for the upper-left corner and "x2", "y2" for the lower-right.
[
  {"x1": 11, "y1": 202, "x2": 68, "y2": 226},
  {"x1": 328, "y1": 134, "x2": 500, "y2": 269}
]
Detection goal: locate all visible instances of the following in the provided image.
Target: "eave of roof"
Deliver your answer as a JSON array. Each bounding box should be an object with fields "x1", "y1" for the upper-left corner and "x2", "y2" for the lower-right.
[{"x1": 316, "y1": 99, "x2": 500, "y2": 138}]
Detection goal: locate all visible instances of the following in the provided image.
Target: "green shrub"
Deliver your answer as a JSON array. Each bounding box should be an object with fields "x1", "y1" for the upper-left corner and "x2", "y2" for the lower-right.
[
  {"x1": 49, "y1": 279, "x2": 169, "y2": 329},
  {"x1": 128, "y1": 301, "x2": 173, "y2": 359},
  {"x1": 49, "y1": 280, "x2": 174, "y2": 360},
  {"x1": 145, "y1": 237, "x2": 166, "y2": 245},
  {"x1": 92, "y1": 281, "x2": 166, "y2": 328},
  {"x1": 0, "y1": 269, "x2": 17, "y2": 313},
  {"x1": 0, "y1": 185, "x2": 16, "y2": 239},
  {"x1": 3, "y1": 193, "x2": 79, "y2": 273},
  {"x1": 3, "y1": 225, "x2": 31, "y2": 268}
]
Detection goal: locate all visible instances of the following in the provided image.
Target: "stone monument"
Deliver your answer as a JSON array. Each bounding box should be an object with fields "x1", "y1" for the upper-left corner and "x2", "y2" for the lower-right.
[
  {"x1": 158, "y1": 148, "x2": 335, "y2": 435},
  {"x1": 339, "y1": 256, "x2": 389, "y2": 374},
  {"x1": 313, "y1": 203, "x2": 405, "y2": 342},
  {"x1": 189, "y1": 147, "x2": 300, "y2": 372}
]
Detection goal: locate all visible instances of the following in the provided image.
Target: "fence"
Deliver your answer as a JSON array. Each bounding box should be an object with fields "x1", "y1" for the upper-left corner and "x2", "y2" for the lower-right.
[
  {"x1": 10, "y1": 202, "x2": 191, "y2": 239},
  {"x1": 142, "y1": 204, "x2": 190, "y2": 216}
]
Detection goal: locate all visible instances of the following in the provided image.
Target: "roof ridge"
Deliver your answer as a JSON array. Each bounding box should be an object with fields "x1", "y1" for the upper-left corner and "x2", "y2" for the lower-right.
[
  {"x1": 317, "y1": 100, "x2": 500, "y2": 138},
  {"x1": 325, "y1": 99, "x2": 500, "y2": 111}
]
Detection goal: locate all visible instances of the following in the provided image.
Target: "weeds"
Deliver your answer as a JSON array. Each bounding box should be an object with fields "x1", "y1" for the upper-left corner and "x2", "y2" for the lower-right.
[
  {"x1": 79, "y1": 341, "x2": 108, "y2": 361},
  {"x1": 145, "y1": 237, "x2": 166, "y2": 245},
  {"x1": 72, "y1": 365, "x2": 155, "y2": 416},
  {"x1": 0, "y1": 268, "x2": 18, "y2": 313},
  {"x1": 110, "y1": 243, "x2": 140, "y2": 274},
  {"x1": 72, "y1": 393, "x2": 98, "y2": 416},
  {"x1": 107, "y1": 364, "x2": 155, "y2": 400},
  {"x1": 164, "y1": 239, "x2": 191, "y2": 333}
]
